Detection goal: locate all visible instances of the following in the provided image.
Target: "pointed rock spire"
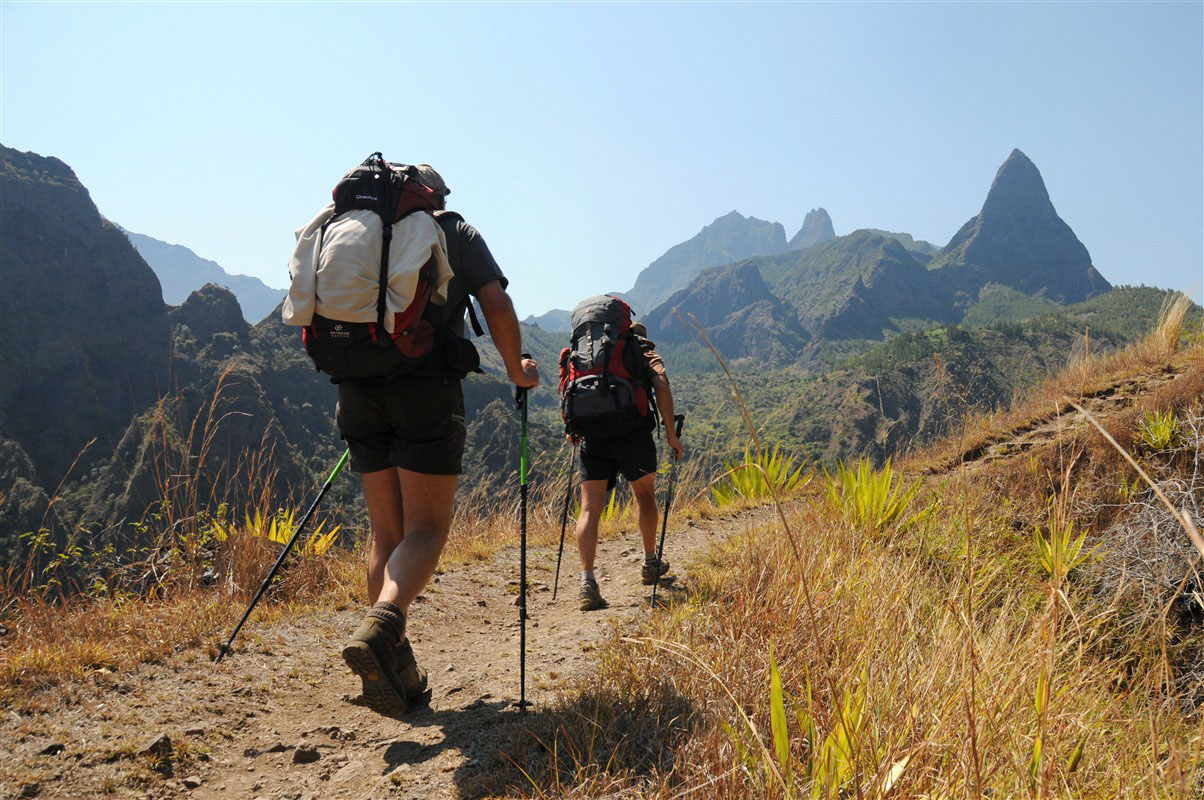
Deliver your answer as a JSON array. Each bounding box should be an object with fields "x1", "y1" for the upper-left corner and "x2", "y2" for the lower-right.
[
  {"x1": 789, "y1": 208, "x2": 835, "y2": 249},
  {"x1": 934, "y1": 149, "x2": 1110, "y2": 304}
]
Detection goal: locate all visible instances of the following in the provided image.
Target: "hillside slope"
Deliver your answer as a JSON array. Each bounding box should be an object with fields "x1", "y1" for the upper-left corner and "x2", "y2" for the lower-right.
[{"x1": 3, "y1": 343, "x2": 1198, "y2": 798}]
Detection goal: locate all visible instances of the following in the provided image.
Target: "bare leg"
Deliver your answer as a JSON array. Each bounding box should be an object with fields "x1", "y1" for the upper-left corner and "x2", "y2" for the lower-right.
[
  {"x1": 574, "y1": 479, "x2": 609, "y2": 572},
  {"x1": 629, "y1": 473, "x2": 659, "y2": 554},
  {"x1": 362, "y1": 468, "x2": 405, "y2": 605},
  {"x1": 375, "y1": 469, "x2": 458, "y2": 614}
]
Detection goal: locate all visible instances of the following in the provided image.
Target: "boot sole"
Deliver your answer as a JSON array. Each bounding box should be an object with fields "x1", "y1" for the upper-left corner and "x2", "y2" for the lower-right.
[{"x1": 342, "y1": 641, "x2": 407, "y2": 716}]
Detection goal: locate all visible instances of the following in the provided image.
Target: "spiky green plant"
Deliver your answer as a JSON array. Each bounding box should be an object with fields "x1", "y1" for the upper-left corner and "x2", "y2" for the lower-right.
[
  {"x1": 711, "y1": 445, "x2": 810, "y2": 506},
  {"x1": 213, "y1": 509, "x2": 341, "y2": 556},
  {"x1": 1034, "y1": 519, "x2": 1089, "y2": 582},
  {"x1": 826, "y1": 458, "x2": 921, "y2": 534},
  {"x1": 1137, "y1": 408, "x2": 1180, "y2": 452}
]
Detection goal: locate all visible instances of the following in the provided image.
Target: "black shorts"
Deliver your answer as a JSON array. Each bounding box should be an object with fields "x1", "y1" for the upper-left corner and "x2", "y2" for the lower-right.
[
  {"x1": 579, "y1": 426, "x2": 658, "y2": 487},
  {"x1": 335, "y1": 376, "x2": 466, "y2": 475}
]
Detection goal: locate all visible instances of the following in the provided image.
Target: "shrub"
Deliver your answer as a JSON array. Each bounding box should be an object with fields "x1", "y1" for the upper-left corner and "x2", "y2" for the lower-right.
[
  {"x1": 1136, "y1": 408, "x2": 1180, "y2": 452},
  {"x1": 711, "y1": 445, "x2": 809, "y2": 506},
  {"x1": 825, "y1": 458, "x2": 921, "y2": 533}
]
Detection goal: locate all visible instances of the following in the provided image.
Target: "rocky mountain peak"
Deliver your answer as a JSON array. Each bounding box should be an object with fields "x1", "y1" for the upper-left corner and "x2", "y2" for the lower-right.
[
  {"x1": 933, "y1": 149, "x2": 1110, "y2": 305},
  {"x1": 978, "y1": 148, "x2": 1055, "y2": 222},
  {"x1": 789, "y1": 207, "x2": 835, "y2": 249}
]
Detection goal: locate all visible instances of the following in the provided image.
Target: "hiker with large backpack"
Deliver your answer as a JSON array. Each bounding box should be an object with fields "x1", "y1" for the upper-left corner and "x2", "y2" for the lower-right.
[
  {"x1": 558, "y1": 296, "x2": 684, "y2": 611},
  {"x1": 284, "y1": 154, "x2": 538, "y2": 715}
]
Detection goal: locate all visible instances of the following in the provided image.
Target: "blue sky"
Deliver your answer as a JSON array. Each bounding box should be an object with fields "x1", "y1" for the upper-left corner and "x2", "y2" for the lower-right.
[{"x1": 3, "y1": 2, "x2": 1201, "y2": 317}]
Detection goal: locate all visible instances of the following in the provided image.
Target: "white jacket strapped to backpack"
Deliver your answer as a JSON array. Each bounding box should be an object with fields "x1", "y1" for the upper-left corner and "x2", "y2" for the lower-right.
[{"x1": 283, "y1": 203, "x2": 454, "y2": 334}]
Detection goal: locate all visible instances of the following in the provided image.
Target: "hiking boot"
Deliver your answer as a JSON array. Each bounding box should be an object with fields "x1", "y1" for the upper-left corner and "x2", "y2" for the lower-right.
[
  {"x1": 641, "y1": 557, "x2": 670, "y2": 585},
  {"x1": 394, "y1": 638, "x2": 429, "y2": 704},
  {"x1": 579, "y1": 578, "x2": 607, "y2": 611},
  {"x1": 342, "y1": 602, "x2": 408, "y2": 716}
]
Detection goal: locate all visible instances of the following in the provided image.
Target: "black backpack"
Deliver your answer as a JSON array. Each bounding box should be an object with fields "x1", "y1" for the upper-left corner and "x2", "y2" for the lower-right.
[
  {"x1": 557, "y1": 295, "x2": 654, "y2": 439},
  {"x1": 300, "y1": 153, "x2": 443, "y2": 380}
]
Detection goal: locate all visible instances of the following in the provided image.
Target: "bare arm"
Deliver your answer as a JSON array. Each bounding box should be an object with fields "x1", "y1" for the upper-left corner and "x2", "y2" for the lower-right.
[
  {"x1": 477, "y1": 279, "x2": 538, "y2": 388},
  {"x1": 651, "y1": 374, "x2": 684, "y2": 460}
]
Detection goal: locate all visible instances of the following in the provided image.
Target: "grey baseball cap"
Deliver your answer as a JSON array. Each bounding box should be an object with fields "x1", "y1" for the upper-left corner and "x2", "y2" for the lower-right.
[{"x1": 414, "y1": 164, "x2": 450, "y2": 197}]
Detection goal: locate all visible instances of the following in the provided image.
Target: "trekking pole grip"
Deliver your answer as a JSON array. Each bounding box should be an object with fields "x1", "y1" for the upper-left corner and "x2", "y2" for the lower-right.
[
  {"x1": 514, "y1": 352, "x2": 533, "y2": 406},
  {"x1": 674, "y1": 414, "x2": 685, "y2": 438}
]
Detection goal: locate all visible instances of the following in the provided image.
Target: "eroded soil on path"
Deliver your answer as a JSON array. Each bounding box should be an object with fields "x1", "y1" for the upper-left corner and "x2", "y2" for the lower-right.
[{"x1": 2, "y1": 507, "x2": 777, "y2": 800}]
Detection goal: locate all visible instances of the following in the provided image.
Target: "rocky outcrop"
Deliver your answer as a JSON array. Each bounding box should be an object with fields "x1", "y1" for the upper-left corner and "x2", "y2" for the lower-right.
[
  {"x1": 0, "y1": 145, "x2": 171, "y2": 487},
  {"x1": 625, "y1": 211, "x2": 790, "y2": 312},
  {"x1": 931, "y1": 149, "x2": 1111, "y2": 306},
  {"x1": 789, "y1": 208, "x2": 835, "y2": 249}
]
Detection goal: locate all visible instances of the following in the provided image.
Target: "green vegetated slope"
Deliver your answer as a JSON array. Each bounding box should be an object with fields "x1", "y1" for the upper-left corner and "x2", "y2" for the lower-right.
[{"x1": 654, "y1": 285, "x2": 1197, "y2": 468}]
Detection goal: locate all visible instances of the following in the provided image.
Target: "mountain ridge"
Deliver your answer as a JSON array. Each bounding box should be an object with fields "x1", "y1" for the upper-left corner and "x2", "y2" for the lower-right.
[{"x1": 121, "y1": 228, "x2": 285, "y2": 324}]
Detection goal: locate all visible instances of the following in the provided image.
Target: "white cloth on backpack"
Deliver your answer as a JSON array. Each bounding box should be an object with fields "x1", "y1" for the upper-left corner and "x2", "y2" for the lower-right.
[{"x1": 283, "y1": 203, "x2": 453, "y2": 333}]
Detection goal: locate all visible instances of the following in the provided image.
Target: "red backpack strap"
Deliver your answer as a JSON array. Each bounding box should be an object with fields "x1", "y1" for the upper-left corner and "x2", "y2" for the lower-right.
[{"x1": 558, "y1": 347, "x2": 571, "y2": 397}]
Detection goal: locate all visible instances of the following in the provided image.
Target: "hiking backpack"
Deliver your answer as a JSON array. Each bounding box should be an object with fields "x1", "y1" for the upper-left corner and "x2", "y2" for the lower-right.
[
  {"x1": 558, "y1": 295, "x2": 654, "y2": 439},
  {"x1": 283, "y1": 152, "x2": 454, "y2": 380}
]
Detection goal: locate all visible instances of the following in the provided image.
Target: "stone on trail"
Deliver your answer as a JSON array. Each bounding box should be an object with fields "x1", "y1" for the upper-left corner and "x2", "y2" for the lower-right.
[
  {"x1": 139, "y1": 733, "x2": 173, "y2": 758},
  {"x1": 292, "y1": 745, "x2": 321, "y2": 764},
  {"x1": 182, "y1": 775, "x2": 201, "y2": 789}
]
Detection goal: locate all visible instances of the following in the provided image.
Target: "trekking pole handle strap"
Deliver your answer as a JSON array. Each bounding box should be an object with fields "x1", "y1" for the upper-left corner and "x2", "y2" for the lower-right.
[{"x1": 673, "y1": 414, "x2": 685, "y2": 438}]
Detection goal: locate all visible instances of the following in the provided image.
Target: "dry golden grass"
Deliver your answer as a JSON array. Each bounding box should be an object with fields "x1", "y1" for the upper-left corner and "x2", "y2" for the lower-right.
[
  {"x1": 475, "y1": 321, "x2": 1204, "y2": 799},
  {"x1": 0, "y1": 529, "x2": 364, "y2": 713},
  {"x1": 482, "y1": 457, "x2": 1202, "y2": 798}
]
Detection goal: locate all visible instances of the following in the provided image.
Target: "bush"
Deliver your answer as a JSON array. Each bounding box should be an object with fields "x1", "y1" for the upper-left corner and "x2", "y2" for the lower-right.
[
  {"x1": 711, "y1": 445, "x2": 809, "y2": 506},
  {"x1": 826, "y1": 458, "x2": 921, "y2": 534}
]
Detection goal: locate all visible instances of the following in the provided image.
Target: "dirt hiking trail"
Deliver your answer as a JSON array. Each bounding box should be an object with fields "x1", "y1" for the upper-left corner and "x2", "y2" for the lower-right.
[{"x1": 2, "y1": 505, "x2": 778, "y2": 800}]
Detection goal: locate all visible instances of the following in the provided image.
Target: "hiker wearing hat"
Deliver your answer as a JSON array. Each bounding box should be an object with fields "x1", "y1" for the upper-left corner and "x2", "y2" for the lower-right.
[
  {"x1": 558, "y1": 298, "x2": 684, "y2": 611},
  {"x1": 308, "y1": 162, "x2": 538, "y2": 714}
]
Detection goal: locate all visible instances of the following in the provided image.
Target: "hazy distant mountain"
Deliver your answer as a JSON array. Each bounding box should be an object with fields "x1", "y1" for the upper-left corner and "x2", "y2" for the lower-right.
[
  {"x1": 930, "y1": 149, "x2": 1110, "y2": 306},
  {"x1": 121, "y1": 228, "x2": 285, "y2": 323},
  {"x1": 789, "y1": 208, "x2": 836, "y2": 249},
  {"x1": 625, "y1": 211, "x2": 790, "y2": 312},
  {"x1": 523, "y1": 308, "x2": 572, "y2": 332}
]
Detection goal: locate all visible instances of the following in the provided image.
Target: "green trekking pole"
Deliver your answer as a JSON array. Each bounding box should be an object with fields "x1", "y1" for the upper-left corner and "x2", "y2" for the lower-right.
[
  {"x1": 515, "y1": 354, "x2": 533, "y2": 713},
  {"x1": 650, "y1": 415, "x2": 685, "y2": 607},
  {"x1": 551, "y1": 441, "x2": 578, "y2": 601},
  {"x1": 215, "y1": 449, "x2": 349, "y2": 664}
]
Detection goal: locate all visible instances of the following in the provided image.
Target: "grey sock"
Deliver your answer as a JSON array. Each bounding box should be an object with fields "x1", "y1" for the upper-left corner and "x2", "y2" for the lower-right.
[
  {"x1": 644, "y1": 553, "x2": 658, "y2": 564},
  {"x1": 582, "y1": 570, "x2": 596, "y2": 585}
]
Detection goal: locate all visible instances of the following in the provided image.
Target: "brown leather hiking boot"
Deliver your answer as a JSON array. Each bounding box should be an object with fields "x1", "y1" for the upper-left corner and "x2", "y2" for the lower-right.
[
  {"x1": 579, "y1": 577, "x2": 606, "y2": 611},
  {"x1": 342, "y1": 603, "x2": 408, "y2": 715},
  {"x1": 394, "y1": 638, "x2": 429, "y2": 703},
  {"x1": 641, "y1": 557, "x2": 670, "y2": 585}
]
